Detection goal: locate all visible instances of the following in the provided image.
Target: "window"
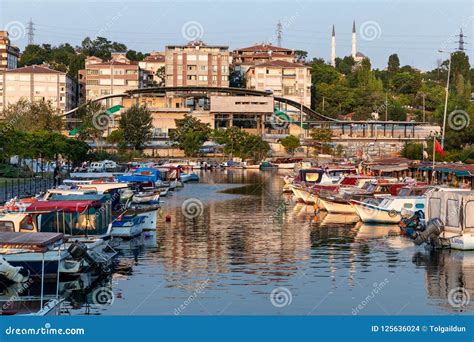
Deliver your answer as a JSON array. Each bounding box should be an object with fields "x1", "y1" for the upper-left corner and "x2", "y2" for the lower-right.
[
  {"x1": 403, "y1": 203, "x2": 413, "y2": 209},
  {"x1": 198, "y1": 75, "x2": 208, "y2": 81},
  {"x1": 86, "y1": 80, "x2": 99, "y2": 85},
  {"x1": 87, "y1": 69, "x2": 99, "y2": 75},
  {"x1": 415, "y1": 203, "x2": 424, "y2": 209},
  {"x1": 465, "y1": 201, "x2": 474, "y2": 228},
  {"x1": 446, "y1": 199, "x2": 460, "y2": 227},
  {"x1": 0, "y1": 221, "x2": 14, "y2": 232},
  {"x1": 199, "y1": 65, "x2": 207, "y2": 71}
]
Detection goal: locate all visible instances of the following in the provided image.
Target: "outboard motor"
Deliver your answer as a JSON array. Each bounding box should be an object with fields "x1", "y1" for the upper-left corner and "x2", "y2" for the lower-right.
[
  {"x1": 68, "y1": 241, "x2": 111, "y2": 274},
  {"x1": 413, "y1": 218, "x2": 444, "y2": 246}
]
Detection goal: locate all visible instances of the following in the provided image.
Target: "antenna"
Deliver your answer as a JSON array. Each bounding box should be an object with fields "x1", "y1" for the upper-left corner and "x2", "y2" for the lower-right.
[
  {"x1": 27, "y1": 18, "x2": 35, "y2": 45},
  {"x1": 276, "y1": 21, "x2": 283, "y2": 47},
  {"x1": 456, "y1": 28, "x2": 466, "y2": 51}
]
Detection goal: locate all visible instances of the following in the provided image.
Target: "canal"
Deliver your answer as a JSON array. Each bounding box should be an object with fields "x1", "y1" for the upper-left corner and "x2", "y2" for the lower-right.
[{"x1": 36, "y1": 170, "x2": 474, "y2": 315}]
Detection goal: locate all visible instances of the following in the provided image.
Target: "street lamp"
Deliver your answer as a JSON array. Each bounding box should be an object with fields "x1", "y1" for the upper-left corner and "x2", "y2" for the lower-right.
[{"x1": 438, "y1": 49, "x2": 452, "y2": 149}]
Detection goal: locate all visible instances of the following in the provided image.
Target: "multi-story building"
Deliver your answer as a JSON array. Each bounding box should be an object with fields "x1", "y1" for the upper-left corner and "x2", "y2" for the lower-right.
[
  {"x1": 232, "y1": 43, "x2": 296, "y2": 75},
  {"x1": 139, "y1": 52, "x2": 165, "y2": 86},
  {"x1": 165, "y1": 40, "x2": 230, "y2": 87},
  {"x1": 0, "y1": 31, "x2": 20, "y2": 70},
  {"x1": 0, "y1": 65, "x2": 78, "y2": 113},
  {"x1": 245, "y1": 60, "x2": 311, "y2": 107},
  {"x1": 82, "y1": 53, "x2": 145, "y2": 106}
]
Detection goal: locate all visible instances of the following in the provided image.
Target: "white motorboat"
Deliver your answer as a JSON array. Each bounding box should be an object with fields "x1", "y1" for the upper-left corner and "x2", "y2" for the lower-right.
[
  {"x1": 132, "y1": 191, "x2": 160, "y2": 204},
  {"x1": 111, "y1": 215, "x2": 144, "y2": 239},
  {"x1": 351, "y1": 196, "x2": 426, "y2": 224}
]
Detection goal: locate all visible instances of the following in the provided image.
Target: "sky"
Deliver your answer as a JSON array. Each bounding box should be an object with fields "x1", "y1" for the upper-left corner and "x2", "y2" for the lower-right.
[{"x1": 0, "y1": 0, "x2": 473, "y2": 71}]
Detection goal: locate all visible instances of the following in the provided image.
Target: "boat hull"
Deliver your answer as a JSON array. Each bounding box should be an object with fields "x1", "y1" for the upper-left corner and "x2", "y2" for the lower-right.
[{"x1": 319, "y1": 198, "x2": 356, "y2": 214}]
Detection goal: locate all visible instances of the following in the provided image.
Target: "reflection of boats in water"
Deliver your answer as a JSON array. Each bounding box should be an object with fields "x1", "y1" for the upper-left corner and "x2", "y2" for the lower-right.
[
  {"x1": 412, "y1": 250, "x2": 474, "y2": 312},
  {"x1": 315, "y1": 212, "x2": 360, "y2": 227},
  {"x1": 355, "y1": 222, "x2": 401, "y2": 240}
]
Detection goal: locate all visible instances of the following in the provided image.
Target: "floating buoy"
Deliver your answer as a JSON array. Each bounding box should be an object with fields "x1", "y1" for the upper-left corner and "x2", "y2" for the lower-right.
[{"x1": 165, "y1": 215, "x2": 171, "y2": 222}]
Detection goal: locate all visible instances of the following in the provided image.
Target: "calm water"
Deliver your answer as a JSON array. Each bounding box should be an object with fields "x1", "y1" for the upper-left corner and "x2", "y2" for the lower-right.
[{"x1": 8, "y1": 170, "x2": 474, "y2": 315}]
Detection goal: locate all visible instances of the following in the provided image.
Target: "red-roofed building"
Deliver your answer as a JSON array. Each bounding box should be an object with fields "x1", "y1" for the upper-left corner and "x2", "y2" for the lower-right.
[
  {"x1": 232, "y1": 43, "x2": 295, "y2": 75},
  {"x1": 81, "y1": 53, "x2": 146, "y2": 106},
  {"x1": 246, "y1": 60, "x2": 311, "y2": 107}
]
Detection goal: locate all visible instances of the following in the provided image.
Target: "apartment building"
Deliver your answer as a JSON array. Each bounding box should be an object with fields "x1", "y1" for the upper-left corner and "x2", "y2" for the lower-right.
[
  {"x1": 0, "y1": 65, "x2": 78, "y2": 113},
  {"x1": 165, "y1": 40, "x2": 230, "y2": 87},
  {"x1": 82, "y1": 53, "x2": 145, "y2": 106},
  {"x1": 0, "y1": 31, "x2": 20, "y2": 70},
  {"x1": 246, "y1": 60, "x2": 311, "y2": 107},
  {"x1": 139, "y1": 52, "x2": 165, "y2": 86},
  {"x1": 232, "y1": 43, "x2": 295, "y2": 75}
]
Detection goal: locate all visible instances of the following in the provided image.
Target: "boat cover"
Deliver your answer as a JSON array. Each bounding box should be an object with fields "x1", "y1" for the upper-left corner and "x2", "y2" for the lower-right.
[
  {"x1": 426, "y1": 191, "x2": 474, "y2": 233},
  {"x1": 0, "y1": 232, "x2": 64, "y2": 252},
  {"x1": 26, "y1": 200, "x2": 102, "y2": 213}
]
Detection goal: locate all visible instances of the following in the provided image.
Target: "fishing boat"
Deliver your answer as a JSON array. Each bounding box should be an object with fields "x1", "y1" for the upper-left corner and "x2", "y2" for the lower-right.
[
  {"x1": 0, "y1": 232, "x2": 74, "y2": 277},
  {"x1": 111, "y1": 215, "x2": 145, "y2": 239},
  {"x1": 180, "y1": 172, "x2": 199, "y2": 183},
  {"x1": 259, "y1": 161, "x2": 278, "y2": 170},
  {"x1": 132, "y1": 191, "x2": 160, "y2": 204},
  {"x1": 351, "y1": 196, "x2": 426, "y2": 224},
  {"x1": 125, "y1": 203, "x2": 160, "y2": 232}
]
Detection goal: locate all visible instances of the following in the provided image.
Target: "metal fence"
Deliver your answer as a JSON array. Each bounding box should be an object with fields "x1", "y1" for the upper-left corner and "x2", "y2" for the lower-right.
[{"x1": 0, "y1": 177, "x2": 55, "y2": 203}]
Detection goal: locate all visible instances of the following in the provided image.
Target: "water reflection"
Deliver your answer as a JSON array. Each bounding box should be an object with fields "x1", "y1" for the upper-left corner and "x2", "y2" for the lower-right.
[{"x1": 4, "y1": 170, "x2": 472, "y2": 315}]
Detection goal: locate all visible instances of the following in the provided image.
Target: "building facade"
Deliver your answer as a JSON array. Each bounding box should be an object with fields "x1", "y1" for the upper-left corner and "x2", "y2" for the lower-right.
[
  {"x1": 0, "y1": 31, "x2": 20, "y2": 71},
  {"x1": 165, "y1": 41, "x2": 230, "y2": 87},
  {"x1": 232, "y1": 43, "x2": 296, "y2": 75},
  {"x1": 0, "y1": 65, "x2": 78, "y2": 113},
  {"x1": 245, "y1": 60, "x2": 311, "y2": 107},
  {"x1": 82, "y1": 53, "x2": 145, "y2": 106},
  {"x1": 139, "y1": 52, "x2": 165, "y2": 86}
]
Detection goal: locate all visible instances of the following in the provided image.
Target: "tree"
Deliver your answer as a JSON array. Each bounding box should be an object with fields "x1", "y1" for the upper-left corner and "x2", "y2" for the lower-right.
[
  {"x1": 106, "y1": 128, "x2": 126, "y2": 150},
  {"x1": 388, "y1": 102, "x2": 407, "y2": 121},
  {"x1": 335, "y1": 56, "x2": 355, "y2": 75},
  {"x1": 310, "y1": 58, "x2": 340, "y2": 86},
  {"x1": 119, "y1": 104, "x2": 153, "y2": 151},
  {"x1": 170, "y1": 114, "x2": 211, "y2": 157},
  {"x1": 310, "y1": 128, "x2": 333, "y2": 153},
  {"x1": 295, "y1": 50, "x2": 308, "y2": 63},
  {"x1": 387, "y1": 54, "x2": 400, "y2": 74},
  {"x1": 212, "y1": 127, "x2": 269, "y2": 160},
  {"x1": 280, "y1": 135, "x2": 300, "y2": 156},
  {"x1": 2, "y1": 99, "x2": 63, "y2": 132},
  {"x1": 155, "y1": 66, "x2": 166, "y2": 87},
  {"x1": 401, "y1": 142, "x2": 424, "y2": 160},
  {"x1": 75, "y1": 100, "x2": 108, "y2": 149}
]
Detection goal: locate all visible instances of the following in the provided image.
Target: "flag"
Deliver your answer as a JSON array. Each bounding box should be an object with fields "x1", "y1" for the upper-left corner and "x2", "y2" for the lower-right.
[{"x1": 434, "y1": 138, "x2": 445, "y2": 157}]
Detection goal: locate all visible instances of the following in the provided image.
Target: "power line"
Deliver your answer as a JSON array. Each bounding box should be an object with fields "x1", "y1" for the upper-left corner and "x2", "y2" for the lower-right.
[
  {"x1": 276, "y1": 20, "x2": 283, "y2": 47},
  {"x1": 27, "y1": 18, "x2": 35, "y2": 45}
]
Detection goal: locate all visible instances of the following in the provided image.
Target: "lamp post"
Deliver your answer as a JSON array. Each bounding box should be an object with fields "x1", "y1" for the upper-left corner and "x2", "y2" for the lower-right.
[{"x1": 438, "y1": 49, "x2": 452, "y2": 149}]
